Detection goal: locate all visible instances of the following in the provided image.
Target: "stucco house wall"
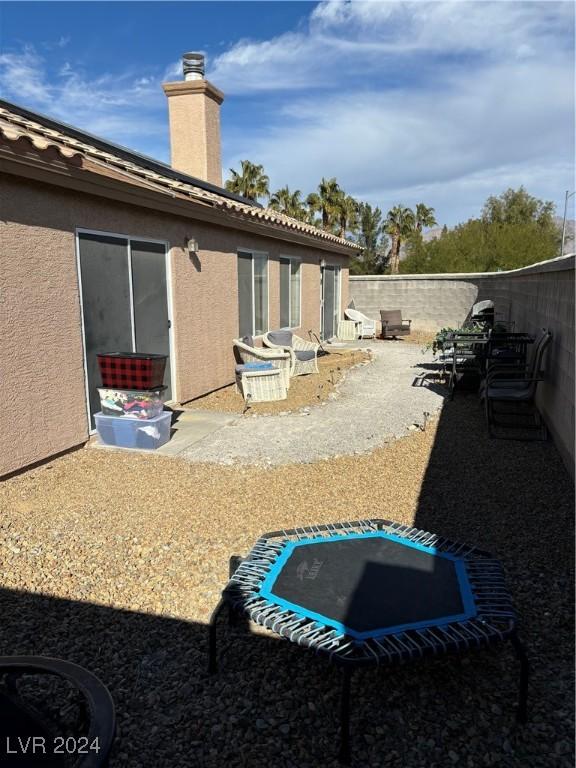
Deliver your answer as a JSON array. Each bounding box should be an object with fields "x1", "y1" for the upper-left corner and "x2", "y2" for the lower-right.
[{"x1": 1, "y1": 174, "x2": 349, "y2": 477}]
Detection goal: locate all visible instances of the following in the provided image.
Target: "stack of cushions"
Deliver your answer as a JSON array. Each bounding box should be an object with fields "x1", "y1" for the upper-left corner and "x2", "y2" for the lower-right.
[{"x1": 267, "y1": 331, "x2": 316, "y2": 362}]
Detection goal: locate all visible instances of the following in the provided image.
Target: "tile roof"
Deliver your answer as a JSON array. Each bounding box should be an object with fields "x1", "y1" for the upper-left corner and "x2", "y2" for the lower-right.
[{"x1": 0, "y1": 103, "x2": 360, "y2": 252}]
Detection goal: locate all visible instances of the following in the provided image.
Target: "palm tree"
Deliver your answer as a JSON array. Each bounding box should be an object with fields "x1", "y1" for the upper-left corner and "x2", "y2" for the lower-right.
[
  {"x1": 336, "y1": 194, "x2": 359, "y2": 238},
  {"x1": 269, "y1": 186, "x2": 306, "y2": 220},
  {"x1": 385, "y1": 205, "x2": 416, "y2": 274},
  {"x1": 306, "y1": 177, "x2": 342, "y2": 231},
  {"x1": 225, "y1": 160, "x2": 269, "y2": 203},
  {"x1": 415, "y1": 203, "x2": 437, "y2": 232}
]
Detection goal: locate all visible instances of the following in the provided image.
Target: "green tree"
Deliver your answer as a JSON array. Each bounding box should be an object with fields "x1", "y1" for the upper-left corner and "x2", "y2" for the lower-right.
[
  {"x1": 225, "y1": 160, "x2": 270, "y2": 202},
  {"x1": 400, "y1": 188, "x2": 559, "y2": 275},
  {"x1": 482, "y1": 186, "x2": 555, "y2": 228},
  {"x1": 269, "y1": 186, "x2": 307, "y2": 220},
  {"x1": 385, "y1": 205, "x2": 416, "y2": 274},
  {"x1": 336, "y1": 194, "x2": 359, "y2": 238},
  {"x1": 350, "y1": 202, "x2": 389, "y2": 274},
  {"x1": 306, "y1": 177, "x2": 343, "y2": 231},
  {"x1": 415, "y1": 203, "x2": 438, "y2": 232}
]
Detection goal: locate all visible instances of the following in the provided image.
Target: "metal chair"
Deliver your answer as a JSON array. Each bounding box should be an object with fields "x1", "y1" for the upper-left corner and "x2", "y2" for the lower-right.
[{"x1": 484, "y1": 329, "x2": 552, "y2": 440}]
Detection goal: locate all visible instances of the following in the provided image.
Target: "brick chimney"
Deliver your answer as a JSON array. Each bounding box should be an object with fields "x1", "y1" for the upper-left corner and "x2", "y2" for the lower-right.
[{"x1": 163, "y1": 53, "x2": 224, "y2": 186}]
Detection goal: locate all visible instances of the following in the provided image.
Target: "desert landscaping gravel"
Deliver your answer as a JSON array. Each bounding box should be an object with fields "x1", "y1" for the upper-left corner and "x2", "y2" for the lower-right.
[
  {"x1": 190, "y1": 348, "x2": 370, "y2": 415},
  {"x1": 181, "y1": 343, "x2": 445, "y2": 465},
  {"x1": 0, "y1": 388, "x2": 573, "y2": 767}
]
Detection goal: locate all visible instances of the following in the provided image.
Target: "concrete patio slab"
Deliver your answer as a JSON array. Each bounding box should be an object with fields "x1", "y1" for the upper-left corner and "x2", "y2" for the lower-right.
[
  {"x1": 158, "y1": 409, "x2": 238, "y2": 456},
  {"x1": 90, "y1": 408, "x2": 238, "y2": 456}
]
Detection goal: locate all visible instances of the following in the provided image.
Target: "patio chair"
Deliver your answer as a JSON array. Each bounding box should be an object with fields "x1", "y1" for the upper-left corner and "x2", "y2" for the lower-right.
[
  {"x1": 379, "y1": 310, "x2": 412, "y2": 339},
  {"x1": 262, "y1": 330, "x2": 319, "y2": 377},
  {"x1": 465, "y1": 299, "x2": 495, "y2": 327},
  {"x1": 344, "y1": 309, "x2": 376, "y2": 339},
  {"x1": 483, "y1": 328, "x2": 552, "y2": 440},
  {"x1": 233, "y1": 336, "x2": 292, "y2": 390},
  {"x1": 0, "y1": 656, "x2": 115, "y2": 767}
]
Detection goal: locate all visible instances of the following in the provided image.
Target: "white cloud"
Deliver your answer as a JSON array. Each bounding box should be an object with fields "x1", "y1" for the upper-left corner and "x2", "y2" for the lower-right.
[
  {"x1": 0, "y1": 45, "x2": 166, "y2": 150},
  {"x1": 210, "y1": 0, "x2": 574, "y2": 93},
  {"x1": 220, "y1": 1, "x2": 575, "y2": 223}
]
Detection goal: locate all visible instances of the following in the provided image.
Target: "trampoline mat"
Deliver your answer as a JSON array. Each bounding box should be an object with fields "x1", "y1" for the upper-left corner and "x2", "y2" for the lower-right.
[{"x1": 265, "y1": 534, "x2": 471, "y2": 637}]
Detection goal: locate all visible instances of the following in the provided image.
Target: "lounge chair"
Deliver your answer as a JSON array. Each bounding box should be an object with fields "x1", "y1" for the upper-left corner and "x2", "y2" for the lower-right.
[
  {"x1": 379, "y1": 310, "x2": 411, "y2": 339},
  {"x1": 483, "y1": 328, "x2": 552, "y2": 440},
  {"x1": 233, "y1": 336, "x2": 292, "y2": 390},
  {"x1": 262, "y1": 330, "x2": 319, "y2": 377},
  {"x1": 0, "y1": 656, "x2": 115, "y2": 767},
  {"x1": 344, "y1": 309, "x2": 376, "y2": 339}
]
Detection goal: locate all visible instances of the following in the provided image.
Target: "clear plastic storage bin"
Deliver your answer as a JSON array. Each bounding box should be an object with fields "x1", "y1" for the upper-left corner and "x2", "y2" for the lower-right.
[{"x1": 95, "y1": 411, "x2": 172, "y2": 450}]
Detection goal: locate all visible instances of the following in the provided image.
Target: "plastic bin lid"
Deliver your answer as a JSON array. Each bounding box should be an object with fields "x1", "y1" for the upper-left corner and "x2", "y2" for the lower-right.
[
  {"x1": 97, "y1": 385, "x2": 168, "y2": 394},
  {"x1": 97, "y1": 352, "x2": 168, "y2": 360}
]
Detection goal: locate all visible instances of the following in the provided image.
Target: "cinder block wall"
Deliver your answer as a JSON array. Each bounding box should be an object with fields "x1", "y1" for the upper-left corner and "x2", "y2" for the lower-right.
[
  {"x1": 350, "y1": 256, "x2": 575, "y2": 477},
  {"x1": 349, "y1": 277, "x2": 480, "y2": 331}
]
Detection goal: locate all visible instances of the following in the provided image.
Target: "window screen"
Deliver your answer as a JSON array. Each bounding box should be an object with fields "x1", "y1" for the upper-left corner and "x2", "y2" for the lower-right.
[
  {"x1": 237, "y1": 252, "x2": 253, "y2": 337},
  {"x1": 290, "y1": 260, "x2": 301, "y2": 328},
  {"x1": 78, "y1": 233, "x2": 131, "y2": 427},
  {"x1": 253, "y1": 255, "x2": 268, "y2": 335},
  {"x1": 280, "y1": 258, "x2": 291, "y2": 328}
]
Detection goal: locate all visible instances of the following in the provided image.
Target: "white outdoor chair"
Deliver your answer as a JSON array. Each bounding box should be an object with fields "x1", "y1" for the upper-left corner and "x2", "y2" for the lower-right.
[
  {"x1": 344, "y1": 308, "x2": 376, "y2": 339},
  {"x1": 262, "y1": 330, "x2": 319, "y2": 377},
  {"x1": 233, "y1": 336, "x2": 292, "y2": 391}
]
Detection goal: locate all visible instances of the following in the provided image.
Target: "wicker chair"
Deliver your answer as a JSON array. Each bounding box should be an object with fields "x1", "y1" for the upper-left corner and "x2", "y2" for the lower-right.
[
  {"x1": 262, "y1": 330, "x2": 319, "y2": 377},
  {"x1": 380, "y1": 310, "x2": 412, "y2": 339},
  {"x1": 233, "y1": 336, "x2": 292, "y2": 390},
  {"x1": 344, "y1": 308, "x2": 376, "y2": 339}
]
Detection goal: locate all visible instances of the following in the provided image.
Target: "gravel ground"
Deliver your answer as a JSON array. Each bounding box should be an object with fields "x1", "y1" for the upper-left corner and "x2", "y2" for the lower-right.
[
  {"x1": 186, "y1": 349, "x2": 370, "y2": 415},
  {"x1": 181, "y1": 344, "x2": 444, "y2": 465},
  {"x1": 0, "y1": 396, "x2": 573, "y2": 768}
]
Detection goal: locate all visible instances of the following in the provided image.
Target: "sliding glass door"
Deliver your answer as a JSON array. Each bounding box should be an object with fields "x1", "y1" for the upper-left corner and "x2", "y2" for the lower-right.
[
  {"x1": 77, "y1": 231, "x2": 172, "y2": 428},
  {"x1": 321, "y1": 265, "x2": 340, "y2": 340}
]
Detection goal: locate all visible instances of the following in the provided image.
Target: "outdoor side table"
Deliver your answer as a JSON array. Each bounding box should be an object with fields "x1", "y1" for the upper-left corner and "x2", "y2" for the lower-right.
[
  {"x1": 209, "y1": 519, "x2": 528, "y2": 765},
  {"x1": 338, "y1": 320, "x2": 361, "y2": 341}
]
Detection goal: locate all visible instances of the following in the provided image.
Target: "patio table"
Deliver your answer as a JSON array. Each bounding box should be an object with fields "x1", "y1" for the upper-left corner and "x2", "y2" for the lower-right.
[
  {"x1": 208, "y1": 519, "x2": 528, "y2": 765},
  {"x1": 446, "y1": 331, "x2": 534, "y2": 399}
]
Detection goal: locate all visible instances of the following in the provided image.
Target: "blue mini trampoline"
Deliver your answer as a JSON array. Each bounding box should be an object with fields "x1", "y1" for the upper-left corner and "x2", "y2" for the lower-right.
[{"x1": 209, "y1": 519, "x2": 528, "y2": 764}]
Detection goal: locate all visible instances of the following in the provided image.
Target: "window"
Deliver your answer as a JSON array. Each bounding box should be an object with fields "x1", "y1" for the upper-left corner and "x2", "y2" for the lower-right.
[
  {"x1": 237, "y1": 251, "x2": 268, "y2": 336},
  {"x1": 279, "y1": 257, "x2": 301, "y2": 328}
]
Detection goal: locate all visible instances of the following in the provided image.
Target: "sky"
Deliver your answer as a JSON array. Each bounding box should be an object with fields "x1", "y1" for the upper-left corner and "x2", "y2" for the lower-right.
[{"x1": 1, "y1": 0, "x2": 574, "y2": 226}]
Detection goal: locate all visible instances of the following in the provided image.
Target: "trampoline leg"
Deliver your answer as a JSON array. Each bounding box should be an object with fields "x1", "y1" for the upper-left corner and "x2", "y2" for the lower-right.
[
  {"x1": 228, "y1": 556, "x2": 243, "y2": 627},
  {"x1": 338, "y1": 666, "x2": 353, "y2": 765},
  {"x1": 208, "y1": 599, "x2": 225, "y2": 675},
  {"x1": 510, "y1": 632, "x2": 529, "y2": 724}
]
